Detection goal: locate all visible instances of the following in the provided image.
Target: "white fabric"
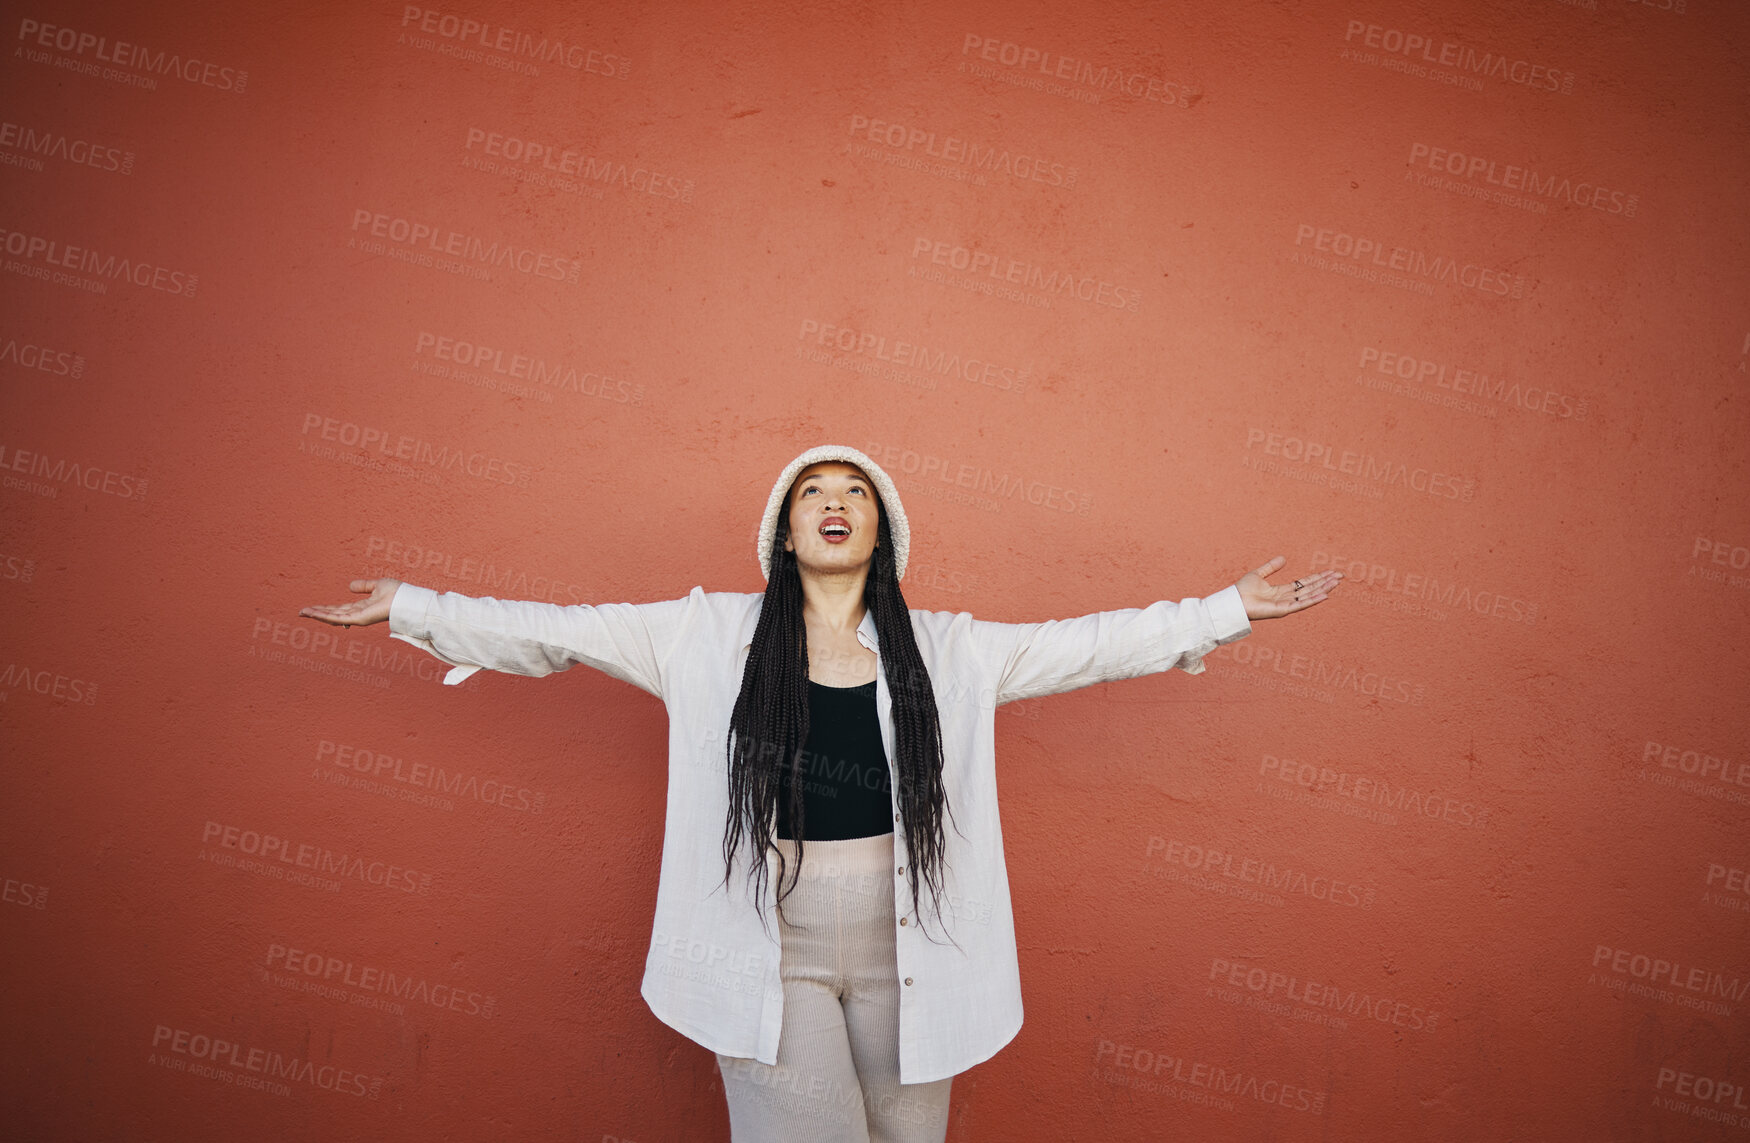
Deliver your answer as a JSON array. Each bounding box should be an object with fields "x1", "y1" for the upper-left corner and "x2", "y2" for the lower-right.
[{"x1": 387, "y1": 578, "x2": 1253, "y2": 1083}]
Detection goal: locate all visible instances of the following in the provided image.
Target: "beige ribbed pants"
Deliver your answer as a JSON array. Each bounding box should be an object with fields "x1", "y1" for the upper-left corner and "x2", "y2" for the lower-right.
[{"x1": 715, "y1": 832, "x2": 953, "y2": 1142}]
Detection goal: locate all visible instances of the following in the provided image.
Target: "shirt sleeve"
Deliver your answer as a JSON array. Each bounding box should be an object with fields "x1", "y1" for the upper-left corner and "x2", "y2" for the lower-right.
[
  {"x1": 385, "y1": 582, "x2": 699, "y2": 697},
  {"x1": 965, "y1": 584, "x2": 1252, "y2": 704}
]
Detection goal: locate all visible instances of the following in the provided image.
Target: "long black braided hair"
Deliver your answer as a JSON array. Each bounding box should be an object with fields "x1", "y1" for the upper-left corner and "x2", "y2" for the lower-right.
[{"x1": 720, "y1": 483, "x2": 964, "y2": 945}]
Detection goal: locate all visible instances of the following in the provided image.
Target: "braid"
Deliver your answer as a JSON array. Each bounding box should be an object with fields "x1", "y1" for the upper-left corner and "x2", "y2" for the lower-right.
[
  {"x1": 720, "y1": 520, "x2": 811, "y2": 934},
  {"x1": 864, "y1": 517, "x2": 962, "y2": 947},
  {"x1": 721, "y1": 499, "x2": 964, "y2": 947}
]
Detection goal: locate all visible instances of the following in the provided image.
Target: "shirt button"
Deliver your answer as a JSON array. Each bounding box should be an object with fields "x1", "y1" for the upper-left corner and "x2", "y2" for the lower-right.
[
  {"x1": 894, "y1": 813, "x2": 900, "y2": 822},
  {"x1": 897, "y1": 865, "x2": 904, "y2": 876},
  {"x1": 904, "y1": 977, "x2": 914, "y2": 987},
  {"x1": 899, "y1": 918, "x2": 908, "y2": 926}
]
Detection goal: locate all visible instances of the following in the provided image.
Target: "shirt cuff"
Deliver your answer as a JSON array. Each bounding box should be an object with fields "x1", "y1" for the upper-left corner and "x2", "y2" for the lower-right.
[
  {"x1": 1206, "y1": 583, "x2": 1252, "y2": 645},
  {"x1": 388, "y1": 582, "x2": 436, "y2": 639},
  {"x1": 386, "y1": 582, "x2": 483, "y2": 686}
]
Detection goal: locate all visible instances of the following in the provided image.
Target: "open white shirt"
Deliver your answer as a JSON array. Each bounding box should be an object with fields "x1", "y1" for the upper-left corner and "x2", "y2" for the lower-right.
[{"x1": 387, "y1": 579, "x2": 1252, "y2": 1084}]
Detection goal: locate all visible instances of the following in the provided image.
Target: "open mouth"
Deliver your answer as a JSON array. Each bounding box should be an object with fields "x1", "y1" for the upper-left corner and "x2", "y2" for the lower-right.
[{"x1": 820, "y1": 521, "x2": 850, "y2": 542}]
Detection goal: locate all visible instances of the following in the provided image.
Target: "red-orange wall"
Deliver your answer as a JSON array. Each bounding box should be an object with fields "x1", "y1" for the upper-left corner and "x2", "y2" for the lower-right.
[{"x1": 4, "y1": 1, "x2": 1748, "y2": 1139}]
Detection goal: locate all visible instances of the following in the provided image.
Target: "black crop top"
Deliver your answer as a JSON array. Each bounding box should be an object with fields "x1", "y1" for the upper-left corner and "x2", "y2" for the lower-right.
[{"x1": 775, "y1": 679, "x2": 894, "y2": 841}]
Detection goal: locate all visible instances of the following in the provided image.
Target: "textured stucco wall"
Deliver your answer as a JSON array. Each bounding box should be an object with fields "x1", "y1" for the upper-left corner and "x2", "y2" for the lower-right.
[{"x1": 3, "y1": 0, "x2": 1747, "y2": 1139}]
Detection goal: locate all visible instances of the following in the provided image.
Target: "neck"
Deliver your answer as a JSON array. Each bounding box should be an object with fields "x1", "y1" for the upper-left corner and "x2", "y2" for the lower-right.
[{"x1": 797, "y1": 564, "x2": 870, "y2": 634}]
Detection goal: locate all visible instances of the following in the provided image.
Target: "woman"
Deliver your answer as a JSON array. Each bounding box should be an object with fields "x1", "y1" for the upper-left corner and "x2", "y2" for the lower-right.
[{"x1": 301, "y1": 443, "x2": 1341, "y2": 1142}]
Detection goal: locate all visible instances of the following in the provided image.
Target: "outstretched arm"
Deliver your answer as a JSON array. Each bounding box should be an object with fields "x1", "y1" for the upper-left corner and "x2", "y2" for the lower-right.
[
  {"x1": 300, "y1": 578, "x2": 698, "y2": 694},
  {"x1": 965, "y1": 557, "x2": 1342, "y2": 704}
]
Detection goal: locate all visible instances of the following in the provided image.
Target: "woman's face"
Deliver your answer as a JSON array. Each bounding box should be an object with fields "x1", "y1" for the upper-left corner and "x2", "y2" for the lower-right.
[{"x1": 781, "y1": 461, "x2": 880, "y2": 577}]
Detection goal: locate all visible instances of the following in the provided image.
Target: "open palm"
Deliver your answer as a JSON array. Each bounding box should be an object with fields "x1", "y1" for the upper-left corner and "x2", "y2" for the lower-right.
[
  {"x1": 298, "y1": 578, "x2": 403, "y2": 628},
  {"x1": 1236, "y1": 556, "x2": 1341, "y2": 620}
]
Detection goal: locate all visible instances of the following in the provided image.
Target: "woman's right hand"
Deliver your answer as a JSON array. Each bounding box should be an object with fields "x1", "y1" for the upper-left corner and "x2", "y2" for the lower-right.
[{"x1": 299, "y1": 578, "x2": 403, "y2": 628}]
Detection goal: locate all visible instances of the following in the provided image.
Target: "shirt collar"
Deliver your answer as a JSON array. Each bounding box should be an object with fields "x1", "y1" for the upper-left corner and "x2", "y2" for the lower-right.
[
  {"x1": 856, "y1": 607, "x2": 879, "y2": 652},
  {"x1": 740, "y1": 602, "x2": 881, "y2": 654}
]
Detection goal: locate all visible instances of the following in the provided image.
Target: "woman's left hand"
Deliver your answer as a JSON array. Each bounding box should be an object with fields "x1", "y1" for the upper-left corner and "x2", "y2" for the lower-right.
[{"x1": 1236, "y1": 556, "x2": 1342, "y2": 620}]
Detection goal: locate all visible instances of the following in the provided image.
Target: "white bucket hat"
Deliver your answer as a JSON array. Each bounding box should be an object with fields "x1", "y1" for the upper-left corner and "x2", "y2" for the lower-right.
[{"x1": 757, "y1": 445, "x2": 910, "y2": 582}]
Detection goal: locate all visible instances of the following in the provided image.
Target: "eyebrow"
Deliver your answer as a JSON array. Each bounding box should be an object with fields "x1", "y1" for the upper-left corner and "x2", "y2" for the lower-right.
[{"x1": 799, "y1": 473, "x2": 869, "y2": 484}]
